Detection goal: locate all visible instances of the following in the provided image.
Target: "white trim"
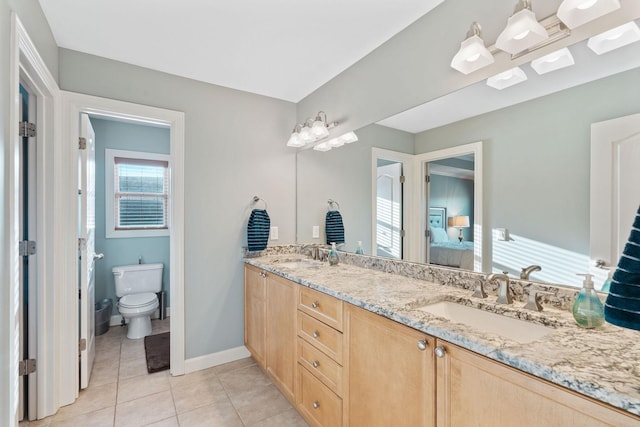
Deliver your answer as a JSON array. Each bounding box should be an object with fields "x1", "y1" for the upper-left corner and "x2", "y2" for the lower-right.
[
  {"x1": 371, "y1": 148, "x2": 415, "y2": 261},
  {"x1": 9, "y1": 14, "x2": 61, "y2": 422},
  {"x1": 60, "y1": 92, "x2": 186, "y2": 403},
  {"x1": 184, "y1": 346, "x2": 252, "y2": 374},
  {"x1": 413, "y1": 142, "x2": 484, "y2": 271},
  {"x1": 105, "y1": 148, "x2": 170, "y2": 238}
]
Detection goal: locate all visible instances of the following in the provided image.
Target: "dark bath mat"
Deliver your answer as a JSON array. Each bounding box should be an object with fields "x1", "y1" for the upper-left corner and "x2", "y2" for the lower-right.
[{"x1": 144, "y1": 332, "x2": 170, "y2": 374}]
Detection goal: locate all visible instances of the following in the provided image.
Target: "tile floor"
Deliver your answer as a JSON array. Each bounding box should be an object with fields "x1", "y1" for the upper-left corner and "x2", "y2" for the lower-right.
[{"x1": 19, "y1": 318, "x2": 308, "y2": 427}]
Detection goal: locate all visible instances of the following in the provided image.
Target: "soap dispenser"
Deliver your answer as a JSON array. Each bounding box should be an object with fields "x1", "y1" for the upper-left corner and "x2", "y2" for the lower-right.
[
  {"x1": 572, "y1": 273, "x2": 604, "y2": 329},
  {"x1": 355, "y1": 241, "x2": 364, "y2": 255},
  {"x1": 600, "y1": 268, "x2": 613, "y2": 293},
  {"x1": 328, "y1": 242, "x2": 339, "y2": 266}
]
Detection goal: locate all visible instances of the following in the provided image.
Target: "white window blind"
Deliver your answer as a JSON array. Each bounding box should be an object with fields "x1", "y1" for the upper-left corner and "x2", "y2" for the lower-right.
[{"x1": 114, "y1": 157, "x2": 169, "y2": 230}]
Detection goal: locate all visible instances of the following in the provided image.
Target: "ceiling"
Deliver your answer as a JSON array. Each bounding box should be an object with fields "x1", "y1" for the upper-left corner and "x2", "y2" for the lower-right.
[{"x1": 38, "y1": 0, "x2": 443, "y2": 103}]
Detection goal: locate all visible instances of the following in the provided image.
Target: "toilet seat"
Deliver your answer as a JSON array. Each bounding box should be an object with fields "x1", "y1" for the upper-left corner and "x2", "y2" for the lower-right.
[{"x1": 119, "y1": 292, "x2": 157, "y2": 309}]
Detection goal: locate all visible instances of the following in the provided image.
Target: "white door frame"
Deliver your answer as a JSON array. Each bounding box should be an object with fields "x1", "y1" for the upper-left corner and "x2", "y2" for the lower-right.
[
  {"x1": 413, "y1": 142, "x2": 483, "y2": 271},
  {"x1": 7, "y1": 13, "x2": 60, "y2": 424},
  {"x1": 60, "y1": 92, "x2": 186, "y2": 401}
]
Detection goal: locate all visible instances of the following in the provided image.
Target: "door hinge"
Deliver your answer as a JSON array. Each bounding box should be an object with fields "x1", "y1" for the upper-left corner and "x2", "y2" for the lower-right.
[
  {"x1": 79, "y1": 338, "x2": 87, "y2": 352},
  {"x1": 78, "y1": 237, "x2": 86, "y2": 251},
  {"x1": 425, "y1": 229, "x2": 430, "y2": 238},
  {"x1": 401, "y1": 229, "x2": 406, "y2": 238},
  {"x1": 18, "y1": 240, "x2": 36, "y2": 256},
  {"x1": 78, "y1": 137, "x2": 87, "y2": 150},
  {"x1": 400, "y1": 175, "x2": 406, "y2": 184},
  {"x1": 19, "y1": 359, "x2": 36, "y2": 376},
  {"x1": 19, "y1": 121, "x2": 36, "y2": 138},
  {"x1": 426, "y1": 175, "x2": 430, "y2": 183}
]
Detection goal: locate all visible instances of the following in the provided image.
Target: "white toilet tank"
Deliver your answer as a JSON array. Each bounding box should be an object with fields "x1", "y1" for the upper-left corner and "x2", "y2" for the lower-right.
[{"x1": 113, "y1": 263, "x2": 163, "y2": 297}]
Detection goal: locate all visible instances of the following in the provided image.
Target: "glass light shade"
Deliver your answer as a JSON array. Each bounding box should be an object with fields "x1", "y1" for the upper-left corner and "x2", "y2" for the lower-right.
[
  {"x1": 311, "y1": 119, "x2": 329, "y2": 139},
  {"x1": 299, "y1": 125, "x2": 314, "y2": 143},
  {"x1": 486, "y1": 66, "x2": 527, "y2": 90},
  {"x1": 530, "y1": 47, "x2": 575, "y2": 74},
  {"x1": 557, "y1": 0, "x2": 620, "y2": 29},
  {"x1": 328, "y1": 137, "x2": 344, "y2": 147},
  {"x1": 313, "y1": 142, "x2": 331, "y2": 152},
  {"x1": 286, "y1": 131, "x2": 304, "y2": 147},
  {"x1": 339, "y1": 131, "x2": 358, "y2": 144},
  {"x1": 451, "y1": 35, "x2": 494, "y2": 74},
  {"x1": 587, "y1": 21, "x2": 640, "y2": 55},
  {"x1": 496, "y1": 9, "x2": 548, "y2": 54}
]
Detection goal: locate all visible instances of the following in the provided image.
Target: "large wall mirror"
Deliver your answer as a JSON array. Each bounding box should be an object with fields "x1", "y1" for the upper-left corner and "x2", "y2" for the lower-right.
[{"x1": 296, "y1": 29, "x2": 640, "y2": 290}]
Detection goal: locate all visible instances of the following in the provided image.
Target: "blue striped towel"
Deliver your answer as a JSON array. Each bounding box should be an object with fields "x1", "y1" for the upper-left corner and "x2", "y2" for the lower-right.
[
  {"x1": 605, "y1": 205, "x2": 640, "y2": 331},
  {"x1": 325, "y1": 210, "x2": 345, "y2": 245},
  {"x1": 247, "y1": 209, "x2": 270, "y2": 251}
]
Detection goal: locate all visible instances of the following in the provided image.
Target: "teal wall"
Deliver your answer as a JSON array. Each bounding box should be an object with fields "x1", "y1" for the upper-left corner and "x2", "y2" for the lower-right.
[
  {"x1": 430, "y1": 174, "x2": 474, "y2": 242},
  {"x1": 91, "y1": 118, "x2": 171, "y2": 314}
]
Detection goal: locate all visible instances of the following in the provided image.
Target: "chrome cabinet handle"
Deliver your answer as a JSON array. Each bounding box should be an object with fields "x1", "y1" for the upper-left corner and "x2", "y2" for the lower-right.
[
  {"x1": 434, "y1": 346, "x2": 446, "y2": 358},
  {"x1": 312, "y1": 301, "x2": 320, "y2": 309},
  {"x1": 93, "y1": 253, "x2": 104, "y2": 261},
  {"x1": 312, "y1": 331, "x2": 320, "y2": 339},
  {"x1": 417, "y1": 339, "x2": 428, "y2": 351},
  {"x1": 312, "y1": 360, "x2": 320, "y2": 368},
  {"x1": 313, "y1": 401, "x2": 320, "y2": 409}
]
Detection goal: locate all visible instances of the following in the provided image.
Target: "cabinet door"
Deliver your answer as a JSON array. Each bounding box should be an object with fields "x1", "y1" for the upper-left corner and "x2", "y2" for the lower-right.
[
  {"x1": 345, "y1": 304, "x2": 436, "y2": 427},
  {"x1": 435, "y1": 340, "x2": 640, "y2": 427},
  {"x1": 244, "y1": 265, "x2": 266, "y2": 368},
  {"x1": 266, "y1": 273, "x2": 297, "y2": 402}
]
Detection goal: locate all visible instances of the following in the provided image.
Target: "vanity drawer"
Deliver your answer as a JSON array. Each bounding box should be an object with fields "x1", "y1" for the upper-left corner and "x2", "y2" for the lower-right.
[
  {"x1": 298, "y1": 312, "x2": 343, "y2": 364},
  {"x1": 298, "y1": 365, "x2": 342, "y2": 427},
  {"x1": 298, "y1": 287, "x2": 343, "y2": 331},
  {"x1": 298, "y1": 338, "x2": 343, "y2": 396}
]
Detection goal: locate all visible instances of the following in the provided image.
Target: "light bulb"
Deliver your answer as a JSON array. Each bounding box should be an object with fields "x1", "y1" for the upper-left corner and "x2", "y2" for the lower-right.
[
  {"x1": 466, "y1": 53, "x2": 481, "y2": 62},
  {"x1": 577, "y1": 0, "x2": 598, "y2": 9},
  {"x1": 513, "y1": 29, "x2": 531, "y2": 40}
]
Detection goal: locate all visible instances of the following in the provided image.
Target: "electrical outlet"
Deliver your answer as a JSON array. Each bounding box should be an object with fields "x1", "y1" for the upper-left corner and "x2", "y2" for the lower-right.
[
  {"x1": 270, "y1": 226, "x2": 279, "y2": 240},
  {"x1": 312, "y1": 225, "x2": 320, "y2": 239}
]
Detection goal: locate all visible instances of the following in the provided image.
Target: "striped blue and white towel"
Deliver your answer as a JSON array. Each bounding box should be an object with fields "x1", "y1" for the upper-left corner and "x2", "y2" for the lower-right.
[
  {"x1": 325, "y1": 210, "x2": 345, "y2": 245},
  {"x1": 247, "y1": 209, "x2": 270, "y2": 251}
]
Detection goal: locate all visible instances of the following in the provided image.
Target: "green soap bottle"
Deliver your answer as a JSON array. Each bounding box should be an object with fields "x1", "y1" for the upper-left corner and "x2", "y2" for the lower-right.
[
  {"x1": 355, "y1": 241, "x2": 364, "y2": 255},
  {"x1": 572, "y1": 273, "x2": 604, "y2": 329},
  {"x1": 328, "y1": 242, "x2": 339, "y2": 266},
  {"x1": 600, "y1": 268, "x2": 613, "y2": 293}
]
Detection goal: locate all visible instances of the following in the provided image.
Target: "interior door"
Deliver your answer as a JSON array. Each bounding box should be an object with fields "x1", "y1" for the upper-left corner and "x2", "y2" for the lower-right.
[
  {"x1": 79, "y1": 113, "x2": 97, "y2": 389},
  {"x1": 376, "y1": 162, "x2": 403, "y2": 259},
  {"x1": 590, "y1": 113, "x2": 640, "y2": 289}
]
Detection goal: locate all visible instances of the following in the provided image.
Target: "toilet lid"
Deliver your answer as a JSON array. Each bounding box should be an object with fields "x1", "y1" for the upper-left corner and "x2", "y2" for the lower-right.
[{"x1": 119, "y1": 292, "x2": 157, "y2": 308}]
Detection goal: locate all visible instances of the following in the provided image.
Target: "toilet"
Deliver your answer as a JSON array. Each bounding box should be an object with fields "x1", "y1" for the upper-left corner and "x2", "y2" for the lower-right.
[{"x1": 113, "y1": 263, "x2": 163, "y2": 339}]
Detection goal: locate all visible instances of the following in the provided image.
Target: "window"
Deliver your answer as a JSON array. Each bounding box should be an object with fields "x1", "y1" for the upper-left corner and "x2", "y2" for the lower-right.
[{"x1": 106, "y1": 149, "x2": 170, "y2": 238}]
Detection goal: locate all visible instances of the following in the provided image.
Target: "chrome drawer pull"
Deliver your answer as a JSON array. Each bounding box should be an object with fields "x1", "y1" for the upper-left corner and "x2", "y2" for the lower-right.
[
  {"x1": 312, "y1": 360, "x2": 320, "y2": 368},
  {"x1": 435, "y1": 346, "x2": 447, "y2": 358},
  {"x1": 312, "y1": 301, "x2": 320, "y2": 309},
  {"x1": 312, "y1": 330, "x2": 320, "y2": 339},
  {"x1": 417, "y1": 339, "x2": 428, "y2": 351},
  {"x1": 313, "y1": 401, "x2": 320, "y2": 409}
]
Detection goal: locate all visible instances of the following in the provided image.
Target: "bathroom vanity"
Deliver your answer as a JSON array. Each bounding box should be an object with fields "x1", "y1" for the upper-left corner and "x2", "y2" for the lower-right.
[{"x1": 244, "y1": 249, "x2": 640, "y2": 426}]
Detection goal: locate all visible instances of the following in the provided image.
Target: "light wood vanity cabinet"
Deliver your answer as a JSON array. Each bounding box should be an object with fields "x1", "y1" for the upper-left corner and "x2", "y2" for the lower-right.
[
  {"x1": 245, "y1": 265, "x2": 640, "y2": 426},
  {"x1": 435, "y1": 340, "x2": 639, "y2": 427},
  {"x1": 344, "y1": 304, "x2": 436, "y2": 427}
]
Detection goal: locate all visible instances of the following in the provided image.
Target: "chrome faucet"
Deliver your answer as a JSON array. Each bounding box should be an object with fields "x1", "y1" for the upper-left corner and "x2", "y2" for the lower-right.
[
  {"x1": 520, "y1": 264, "x2": 542, "y2": 280},
  {"x1": 486, "y1": 272, "x2": 513, "y2": 305}
]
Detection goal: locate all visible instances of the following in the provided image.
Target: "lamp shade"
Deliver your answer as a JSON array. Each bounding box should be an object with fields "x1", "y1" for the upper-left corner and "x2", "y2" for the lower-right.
[
  {"x1": 311, "y1": 118, "x2": 329, "y2": 139},
  {"x1": 286, "y1": 129, "x2": 304, "y2": 147},
  {"x1": 530, "y1": 47, "x2": 575, "y2": 75},
  {"x1": 486, "y1": 66, "x2": 527, "y2": 90},
  {"x1": 451, "y1": 215, "x2": 470, "y2": 228},
  {"x1": 496, "y1": 8, "x2": 548, "y2": 54},
  {"x1": 557, "y1": 0, "x2": 620, "y2": 29},
  {"x1": 451, "y1": 35, "x2": 495, "y2": 74}
]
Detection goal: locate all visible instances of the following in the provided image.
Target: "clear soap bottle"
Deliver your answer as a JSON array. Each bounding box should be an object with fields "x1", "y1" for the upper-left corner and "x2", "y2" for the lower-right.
[
  {"x1": 355, "y1": 241, "x2": 364, "y2": 255},
  {"x1": 328, "y1": 242, "x2": 339, "y2": 266},
  {"x1": 572, "y1": 273, "x2": 604, "y2": 329}
]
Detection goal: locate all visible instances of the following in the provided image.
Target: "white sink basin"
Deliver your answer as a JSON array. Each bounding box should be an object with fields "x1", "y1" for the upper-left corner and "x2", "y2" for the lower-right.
[
  {"x1": 417, "y1": 301, "x2": 553, "y2": 344},
  {"x1": 275, "y1": 260, "x2": 322, "y2": 269}
]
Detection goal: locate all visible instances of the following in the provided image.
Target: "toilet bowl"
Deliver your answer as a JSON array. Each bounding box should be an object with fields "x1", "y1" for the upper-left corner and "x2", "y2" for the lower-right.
[{"x1": 113, "y1": 263, "x2": 163, "y2": 339}]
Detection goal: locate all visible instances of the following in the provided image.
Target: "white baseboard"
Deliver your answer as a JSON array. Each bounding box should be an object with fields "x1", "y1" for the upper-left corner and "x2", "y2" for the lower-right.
[
  {"x1": 183, "y1": 346, "x2": 251, "y2": 374},
  {"x1": 108, "y1": 307, "x2": 171, "y2": 327}
]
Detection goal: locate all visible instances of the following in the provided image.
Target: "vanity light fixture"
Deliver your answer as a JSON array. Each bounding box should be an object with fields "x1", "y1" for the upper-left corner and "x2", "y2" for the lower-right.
[
  {"x1": 313, "y1": 141, "x2": 332, "y2": 152},
  {"x1": 450, "y1": 22, "x2": 495, "y2": 74},
  {"x1": 313, "y1": 131, "x2": 359, "y2": 152},
  {"x1": 587, "y1": 21, "x2": 640, "y2": 55},
  {"x1": 287, "y1": 110, "x2": 338, "y2": 148},
  {"x1": 530, "y1": 47, "x2": 575, "y2": 74},
  {"x1": 496, "y1": 0, "x2": 549, "y2": 55},
  {"x1": 557, "y1": 0, "x2": 620, "y2": 29},
  {"x1": 486, "y1": 66, "x2": 528, "y2": 90}
]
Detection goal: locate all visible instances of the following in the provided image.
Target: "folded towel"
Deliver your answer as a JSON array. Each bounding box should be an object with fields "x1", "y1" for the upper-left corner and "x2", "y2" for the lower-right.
[
  {"x1": 604, "y1": 205, "x2": 640, "y2": 331},
  {"x1": 247, "y1": 209, "x2": 270, "y2": 251},
  {"x1": 325, "y1": 210, "x2": 345, "y2": 245}
]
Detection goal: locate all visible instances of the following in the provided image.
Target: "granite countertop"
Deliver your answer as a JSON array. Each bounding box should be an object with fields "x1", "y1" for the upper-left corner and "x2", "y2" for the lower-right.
[{"x1": 245, "y1": 253, "x2": 640, "y2": 417}]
